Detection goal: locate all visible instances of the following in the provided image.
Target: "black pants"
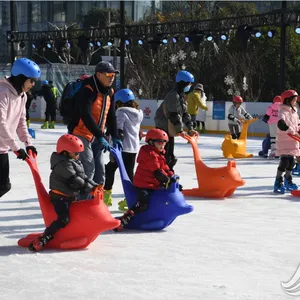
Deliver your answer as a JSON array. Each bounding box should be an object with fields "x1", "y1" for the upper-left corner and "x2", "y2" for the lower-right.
[
  {"x1": 0, "y1": 153, "x2": 11, "y2": 197},
  {"x1": 278, "y1": 155, "x2": 295, "y2": 173},
  {"x1": 26, "y1": 98, "x2": 33, "y2": 121},
  {"x1": 45, "y1": 102, "x2": 57, "y2": 122},
  {"x1": 130, "y1": 187, "x2": 154, "y2": 215},
  {"x1": 44, "y1": 192, "x2": 73, "y2": 237},
  {"x1": 104, "y1": 152, "x2": 136, "y2": 190}
]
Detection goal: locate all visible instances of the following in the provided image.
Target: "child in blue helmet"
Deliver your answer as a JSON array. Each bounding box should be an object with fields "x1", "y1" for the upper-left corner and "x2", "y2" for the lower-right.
[
  {"x1": 0, "y1": 58, "x2": 40, "y2": 198},
  {"x1": 154, "y1": 70, "x2": 198, "y2": 170},
  {"x1": 104, "y1": 88, "x2": 143, "y2": 210}
]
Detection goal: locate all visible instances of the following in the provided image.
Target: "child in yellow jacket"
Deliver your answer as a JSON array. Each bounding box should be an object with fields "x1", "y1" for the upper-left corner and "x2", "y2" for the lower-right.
[{"x1": 187, "y1": 83, "x2": 208, "y2": 132}]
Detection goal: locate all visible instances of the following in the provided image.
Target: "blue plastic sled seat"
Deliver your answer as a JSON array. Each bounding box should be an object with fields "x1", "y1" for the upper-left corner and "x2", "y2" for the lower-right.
[{"x1": 110, "y1": 146, "x2": 194, "y2": 231}]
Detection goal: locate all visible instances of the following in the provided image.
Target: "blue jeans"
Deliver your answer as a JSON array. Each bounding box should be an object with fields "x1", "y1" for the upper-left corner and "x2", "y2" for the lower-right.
[{"x1": 75, "y1": 136, "x2": 105, "y2": 185}]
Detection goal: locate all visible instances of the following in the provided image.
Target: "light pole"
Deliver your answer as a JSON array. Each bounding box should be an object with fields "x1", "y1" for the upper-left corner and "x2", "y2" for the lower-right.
[
  {"x1": 120, "y1": 0, "x2": 125, "y2": 88},
  {"x1": 10, "y1": 0, "x2": 16, "y2": 63},
  {"x1": 279, "y1": 0, "x2": 287, "y2": 92}
]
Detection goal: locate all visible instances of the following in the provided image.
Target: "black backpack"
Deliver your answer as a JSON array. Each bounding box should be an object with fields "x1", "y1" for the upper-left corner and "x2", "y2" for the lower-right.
[{"x1": 59, "y1": 79, "x2": 85, "y2": 125}]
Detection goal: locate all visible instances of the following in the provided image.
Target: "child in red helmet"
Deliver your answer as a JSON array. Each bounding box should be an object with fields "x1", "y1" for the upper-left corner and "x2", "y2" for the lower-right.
[
  {"x1": 114, "y1": 128, "x2": 176, "y2": 231},
  {"x1": 28, "y1": 134, "x2": 99, "y2": 251},
  {"x1": 262, "y1": 95, "x2": 282, "y2": 159},
  {"x1": 274, "y1": 90, "x2": 300, "y2": 194},
  {"x1": 227, "y1": 95, "x2": 253, "y2": 139}
]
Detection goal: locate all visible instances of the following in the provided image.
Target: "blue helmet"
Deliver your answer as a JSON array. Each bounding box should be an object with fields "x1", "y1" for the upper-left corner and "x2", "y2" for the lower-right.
[
  {"x1": 42, "y1": 80, "x2": 49, "y2": 85},
  {"x1": 11, "y1": 58, "x2": 41, "y2": 78},
  {"x1": 115, "y1": 88, "x2": 135, "y2": 103},
  {"x1": 176, "y1": 70, "x2": 194, "y2": 83}
]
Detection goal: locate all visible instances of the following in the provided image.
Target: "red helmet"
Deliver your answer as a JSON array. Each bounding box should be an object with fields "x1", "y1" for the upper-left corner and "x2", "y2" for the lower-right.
[
  {"x1": 145, "y1": 129, "x2": 169, "y2": 143},
  {"x1": 79, "y1": 74, "x2": 90, "y2": 80},
  {"x1": 281, "y1": 90, "x2": 298, "y2": 100},
  {"x1": 272, "y1": 95, "x2": 282, "y2": 103},
  {"x1": 56, "y1": 134, "x2": 84, "y2": 154},
  {"x1": 233, "y1": 95, "x2": 243, "y2": 103}
]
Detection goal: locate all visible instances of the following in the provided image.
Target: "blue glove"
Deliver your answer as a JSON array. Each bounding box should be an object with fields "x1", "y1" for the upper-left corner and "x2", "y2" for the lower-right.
[
  {"x1": 98, "y1": 137, "x2": 110, "y2": 153},
  {"x1": 112, "y1": 137, "x2": 123, "y2": 150}
]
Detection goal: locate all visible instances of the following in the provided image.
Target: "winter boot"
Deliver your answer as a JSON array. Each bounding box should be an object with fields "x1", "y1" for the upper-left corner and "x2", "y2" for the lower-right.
[
  {"x1": 41, "y1": 121, "x2": 49, "y2": 129},
  {"x1": 284, "y1": 175, "x2": 298, "y2": 191},
  {"x1": 28, "y1": 233, "x2": 53, "y2": 251},
  {"x1": 273, "y1": 176, "x2": 285, "y2": 194},
  {"x1": 26, "y1": 120, "x2": 30, "y2": 128},
  {"x1": 292, "y1": 163, "x2": 300, "y2": 176},
  {"x1": 49, "y1": 121, "x2": 55, "y2": 129},
  {"x1": 113, "y1": 210, "x2": 135, "y2": 232},
  {"x1": 118, "y1": 199, "x2": 128, "y2": 211},
  {"x1": 103, "y1": 189, "x2": 112, "y2": 207}
]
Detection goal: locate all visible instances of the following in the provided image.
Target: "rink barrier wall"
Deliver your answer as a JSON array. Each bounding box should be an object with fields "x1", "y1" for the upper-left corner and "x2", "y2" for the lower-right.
[{"x1": 30, "y1": 98, "x2": 270, "y2": 137}]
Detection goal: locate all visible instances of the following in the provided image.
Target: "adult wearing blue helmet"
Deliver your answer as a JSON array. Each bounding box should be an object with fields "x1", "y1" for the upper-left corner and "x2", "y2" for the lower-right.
[
  {"x1": 0, "y1": 58, "x2": 40, "y2": 198},
  {"x1": 154, "y1": 70, "x2": 198, "y2": 171}
]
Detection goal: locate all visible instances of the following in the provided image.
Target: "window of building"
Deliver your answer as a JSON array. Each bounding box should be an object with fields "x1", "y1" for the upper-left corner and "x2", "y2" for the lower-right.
[{"x1": 53, "y1": 1, "x2": 66, "y2": 23}]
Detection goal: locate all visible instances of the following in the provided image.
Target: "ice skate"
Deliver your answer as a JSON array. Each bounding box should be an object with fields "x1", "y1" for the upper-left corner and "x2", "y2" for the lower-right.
[
  {"x1": 103, "y1": 189, "x2": 112, "y2": 207},
  {"x1": 118, "y1": 199, "x2": 128, "y2": 211},
  {"x1": 28, "y1": 234, "x2": 53, "y2": 252},
  {"x1": 113, "y1": 210, "x2": 134, "y2": 232},
  {"x1": 273, "y1": 176, "x2": 285, "y2": 194},
  {"x1": 284, "y1": 176, "x2": 298, "y2": 191},
  {"x1": 292, "y1": 163, "x2": 300, "y2": 176},
  {"x1": 268, "y1": 149, "x2": 276, "y2": 160},
  {"x1": 49, "y1": 121, "x2": 55, "y2": 129},
  {"x1": 41, "y1": 121, "x2": 49, "y2": 129}
]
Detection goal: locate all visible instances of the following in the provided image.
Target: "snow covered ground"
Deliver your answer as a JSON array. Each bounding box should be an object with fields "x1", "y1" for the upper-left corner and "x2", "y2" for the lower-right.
[{"x1": 1, "y1": 123, "x2": 299, "y2": 300}]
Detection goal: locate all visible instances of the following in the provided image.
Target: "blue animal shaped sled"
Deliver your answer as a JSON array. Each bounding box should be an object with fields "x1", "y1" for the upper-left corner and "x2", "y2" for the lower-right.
[
  {"x1": 110, "y1": 146, "x2": 193, "y2": 231},
  {"x1": 258, "y1": 134, "x2": 270, "y2": 158}
]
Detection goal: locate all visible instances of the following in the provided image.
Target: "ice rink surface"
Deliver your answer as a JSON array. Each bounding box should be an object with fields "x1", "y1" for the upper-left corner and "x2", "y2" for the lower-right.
[{"x1": 0, "y1": 123, "x2": 299, "y2": 300}]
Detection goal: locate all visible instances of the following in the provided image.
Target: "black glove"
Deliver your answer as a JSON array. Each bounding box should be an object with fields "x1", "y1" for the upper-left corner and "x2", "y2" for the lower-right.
[
  {"x1": 16, "y1": 149, "x2": 28, "y2": 160},
  {"x1": 118, "y1": 129, "x2": 124, "y2": 141},
  {"x1": 26, "y1": 146, "x2": 38, "y2": 156}
]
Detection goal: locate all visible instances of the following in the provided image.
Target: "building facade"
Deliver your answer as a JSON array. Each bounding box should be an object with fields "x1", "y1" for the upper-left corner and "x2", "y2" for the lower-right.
[{"x1": 0, "y1": 1, "x2": 162, "y2": 62}]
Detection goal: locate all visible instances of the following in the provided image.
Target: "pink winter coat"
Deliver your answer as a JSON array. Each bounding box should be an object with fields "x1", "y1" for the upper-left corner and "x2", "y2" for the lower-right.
[
  {"x1": 276, "y1": 104, "x2": 300, "y2": 157},
  {"x1": 0, "y1": 78, "x2": 32, "y2": 154},
  {"x1": 265, "y1": 102, "x2": 280, "y2": 124}
]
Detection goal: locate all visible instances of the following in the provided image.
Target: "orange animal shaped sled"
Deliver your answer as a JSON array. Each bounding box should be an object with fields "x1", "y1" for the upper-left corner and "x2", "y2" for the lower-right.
[
  {"x1": 17, "y1": 151, "x2": 120, "y2": 250},
  {"x1": 182, "y1": 135, "x2": 245, "y2": 198},
  {"x1": 221, "y1": 118, "x2": 258, "y2": 158}
]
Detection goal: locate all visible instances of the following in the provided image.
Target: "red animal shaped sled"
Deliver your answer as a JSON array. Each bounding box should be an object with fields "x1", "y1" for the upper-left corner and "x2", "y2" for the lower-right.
[{"x1": 17, "y1": 151, "x2": 120, "y2": 250}]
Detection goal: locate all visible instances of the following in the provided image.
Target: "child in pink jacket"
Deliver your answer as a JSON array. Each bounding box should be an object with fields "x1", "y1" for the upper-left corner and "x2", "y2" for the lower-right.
[
  {"x1": 0, "y1": 58, "x2": 40, "y2": 198},
  {"x1": 274, "y1": 90, "x2": 300, "y2": 194},
  {"x1": 262, "y1": 95, "x2": 282, "y2": 159}
]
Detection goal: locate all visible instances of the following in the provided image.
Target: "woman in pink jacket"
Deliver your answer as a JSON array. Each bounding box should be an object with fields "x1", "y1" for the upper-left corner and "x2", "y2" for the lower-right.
[
  {"x1": 0, "y1": 58, "x2": 40, "y2": 198},
  {"x1": 274, "y1": 90, "x2": 300, "y2": 194},
  {"x1": 262, "y1": 95, "x2": 282, "y2": 159}
]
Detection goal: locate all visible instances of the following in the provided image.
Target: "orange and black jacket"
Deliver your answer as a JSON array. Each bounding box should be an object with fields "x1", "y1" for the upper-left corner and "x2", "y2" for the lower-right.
[{"x1": 68, "y1": 75, "x2": 118, "y2": 141}]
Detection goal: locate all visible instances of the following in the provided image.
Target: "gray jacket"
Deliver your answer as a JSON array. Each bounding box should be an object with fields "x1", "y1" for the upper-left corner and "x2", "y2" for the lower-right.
[
  {"x1": 227, "y1": 104, "x2": 252, "y2": 125},
  {"x1": 155, "y1": 89, "x2": 193, "y2": 134},
  {"x1": 49, "y1": 152, "x2": 97, "y2": 197}
]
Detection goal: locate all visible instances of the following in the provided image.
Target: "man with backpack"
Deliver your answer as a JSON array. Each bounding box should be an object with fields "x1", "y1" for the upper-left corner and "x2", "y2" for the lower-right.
[{"x1": 68, "y1": 61, "x2": 122, "y2": 188}]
